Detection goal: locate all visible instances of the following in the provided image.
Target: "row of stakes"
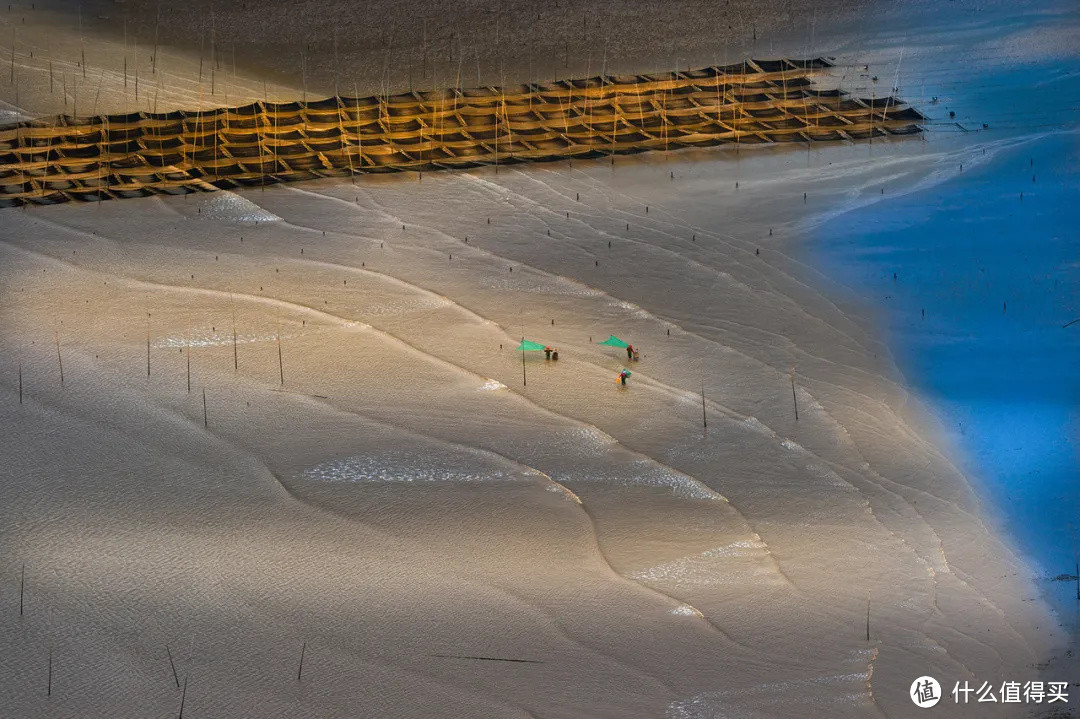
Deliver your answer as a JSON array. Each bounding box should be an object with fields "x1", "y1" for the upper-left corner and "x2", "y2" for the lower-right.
[
  {"x1": 16, "y1": 165, "x2": 1042, "y2": 423},
  {"x1": 13, "y1": 189, "x2": 818, "y2": 432}
]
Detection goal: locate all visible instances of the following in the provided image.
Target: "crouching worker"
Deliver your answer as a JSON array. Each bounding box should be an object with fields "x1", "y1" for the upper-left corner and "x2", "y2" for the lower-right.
[{"x1": 552, "y1": 348, "x2": 560, "y2": 361}]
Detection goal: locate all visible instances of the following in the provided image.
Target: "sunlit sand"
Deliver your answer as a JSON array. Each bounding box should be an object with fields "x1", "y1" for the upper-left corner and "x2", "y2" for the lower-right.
[{"x1": 1, "y1": 1, "x2": 1076, "y2": 717}]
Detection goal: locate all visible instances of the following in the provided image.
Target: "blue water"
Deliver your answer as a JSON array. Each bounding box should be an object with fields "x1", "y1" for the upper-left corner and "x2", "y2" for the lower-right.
[{"x1": 811, "y1": 63, "x2": 1080, "y2": 623}]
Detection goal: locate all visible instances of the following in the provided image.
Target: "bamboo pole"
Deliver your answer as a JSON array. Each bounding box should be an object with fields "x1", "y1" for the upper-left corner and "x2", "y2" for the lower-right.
[
  {"x1": 185, "y1": 329, "x2": 191, "y2": 393},
  {"x1": 152, "y1": 4, "x2": 159, "y2": 75},
  {"x1": 277, "y1": 330, "x2": 284, "y2": 386},
  {"x1": 273, "y1": 95, "x2": 280, "y2": 182},
  {"x1": 360, "y1": 80, "x2": 369, "y2": 174},
  {"x1": 338, "y1": 92, "x2": 351, "y2": 178},
  {"x1": 55, "y1": 332, "x2": 63, "y2": 385},
  {"x1": 232, "y1": 305, "x2": 238, "y2": 371},
  {"x1": 701, "y1": 383, "x2": 707, "y2": 429},
  {"x1": 333, "y1": 27, "x2": 339, "y2": 96},
  {"x1": 166, "y1": 645, "x2": 180, "y2": 688},
  {"x1": 260, "y1": 81, "x2": 268, "y2": 191},
  {"x1": 790, "y1": 373, "x2": 799, "y2": 420},
  {"x1": 178, "y1": 675, "x2": 188, "y2": 718},
  {"x1": 865, "y1": 590, "x2": 871, "y2": 641},
  {"x1": 210, "y1": 5, "x2": 216, "y2": 96}
]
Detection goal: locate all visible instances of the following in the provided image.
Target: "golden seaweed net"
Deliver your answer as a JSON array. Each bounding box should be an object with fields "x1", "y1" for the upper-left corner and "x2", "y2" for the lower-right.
[{"x1": 0, "y1": 58, "x2": 923, "y2": 207}]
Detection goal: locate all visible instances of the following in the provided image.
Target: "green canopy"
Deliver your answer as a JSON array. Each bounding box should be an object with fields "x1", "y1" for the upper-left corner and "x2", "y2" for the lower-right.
[
  {"x1": 598, "y1": 335, "x2": 629, "y2": 348},
  {"x1": 515, "y1": 339, "x2": 548, "y2": 351}
]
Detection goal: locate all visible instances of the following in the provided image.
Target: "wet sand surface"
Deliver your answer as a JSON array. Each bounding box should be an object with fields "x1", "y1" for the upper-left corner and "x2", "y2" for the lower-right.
[{"x1": 1, "y1": 2, "x2": 1076, "y2": 717}]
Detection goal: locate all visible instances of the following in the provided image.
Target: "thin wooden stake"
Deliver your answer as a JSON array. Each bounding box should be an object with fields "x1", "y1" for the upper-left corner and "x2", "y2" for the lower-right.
[
  {"x1": 202, "y1": 387, "x2": 207, "y2": 428},
  {"x1": 866, "y1": 590, "x2": 871, "y2": 641},
  {"x1": 19, "y1": 563, "x2": 24, "y2": 615},
  {"x1": 232, "y1": 309, "x2": 238, "y2": 371},
  {"x1": 55, "y1": 332, "x2": 63, "y2": 385},
  {"x1": 276, "y1": 331, "x2": 284, "y2": 386},
  {"x1": 166, "y1": 645, "x2": 180, "y2": 688},
  {"x1": 521, "y1": 338, "x2": 526, "y2": 387},
  {"x1": 1071, "y1": 525, "x2": 1079, "y2": 602},
  {"x1": 297, "y1": 641, "x2": 306, "y2": 680},
  {"x1": 185, "y1": 331, "x2": 191, "y2": 393},
  {"x1": 47, "y1": 639, "x2": 53, "y2": 696},
  {"x1": 152, "y1": 4, "x2": 159, "y2": 76},
  {"x1": 146, "y1": 313, "x2": 151, "y2": 377},
  {"x1": 178, "y1": 675, "x2": 187, "y2": 719},
  {"x1": 790, "y1": 375, "x2": 799, "y2": 421},
  {"x1": 701, "y1": 382, "x2": 707, "y2": 429}
]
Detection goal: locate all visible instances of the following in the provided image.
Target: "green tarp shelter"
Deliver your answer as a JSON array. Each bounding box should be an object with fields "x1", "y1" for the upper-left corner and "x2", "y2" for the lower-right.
[
  {"x1": 598, "y1": 335, "x2": 629, "y2": 348},
  {"x1": 516, "y1": 339, "x2": 548, "y2": 351}
]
